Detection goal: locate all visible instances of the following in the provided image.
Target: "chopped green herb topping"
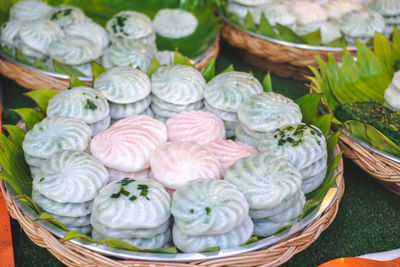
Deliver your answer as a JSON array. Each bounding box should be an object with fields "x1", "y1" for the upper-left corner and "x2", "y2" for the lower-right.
[
  {"x1": 129, "y1": 195, "x2": 137, "y2": 201},
  {"x1": 39, "y1": 127, "x2": 44, "y2": 131},
  {"x1": 119, "y1": 178, "x2": 134, "y2": 186},
  {"x1": 205, "y1": 207, "x2": 211, "y2": 215},
  {"x1": 277, "y1": 124, "x2": 309, "y2": 147},
  {"x1": 120, "y1": 187, "x2": 130, "y2": 196},
  {"x1": 84, "y1": 99, "x2": 97, "y2": 110},
  {"x1": 137, "y1": 184, "x2": 149, "y2": 197},
  {"x1": 189, "y1": 208, "x2": 194, "y2": 213},
  {"x1": 111, "y1": 193, "x2": 120, "y2": 198},
  {"x1": 40, "y1": 177, "x2": 45, "y2": 182}
]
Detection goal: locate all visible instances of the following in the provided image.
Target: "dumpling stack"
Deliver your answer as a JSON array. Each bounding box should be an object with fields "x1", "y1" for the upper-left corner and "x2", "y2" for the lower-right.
[
  {"x1": 32, "y1": 150, "x2": 109, "y2": 234},
  {"x1": 153, "y1": 9, "x2": 198, "y2": 39},
  {"x1": 151, "y1": 65, "x2": 206, "y2": 122},
  {"x1": 370, "y1": 0, "x2": 400, "y2": 36},
  {"x1": 204, "y1": 72, "x2": 263, "y2": 138},
  {"x1": 259, "y1": 123, "x2": 328, "y2": 193},
  {"x1": 22, "y1": 116, "x2": 92, "y2": 176},
  {"x1": 166, "y1": 110, "x2": 225, "y2": 145},
  {"x1": 91, "y1": 179, "x2": 172, "y2": 249},
  {"x1": 46, "y1": 86, "x2": 110, "y2": 136},
  {"x1": 171, "y1": 179, "x2": 253, "y2": 252},
  {"x1": 91, "y1": 115, "x2": 167, "y2": 181},
  {"x1": 225, "y1": 153, "x2": 305, "y2": 237},
  {"x1": 149, "y1": 142, "x2": 221, "y2": 190},
  {"x1": 384, "y1": 70, "x2": 400, "y2": 111},
  {"x1": 94, "y1": 67, "x2": 152, "y2": 120},
  {"x1": 236, "y1": 92, "x2": 302, "y2": 147}
]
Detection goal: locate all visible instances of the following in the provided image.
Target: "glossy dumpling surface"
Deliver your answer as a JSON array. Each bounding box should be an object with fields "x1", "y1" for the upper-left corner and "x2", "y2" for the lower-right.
[
  {"x1": 47, "y1": 86, "x2": 109, "y2": 124},
  {"x1": 88, "y1": 115, "x2": 111, "y2": 136},
  {"x1": 235, "y1": 124, "x2": 260, "y2": 148},
  {"x1": 64, "y1": 21, "x2": 110, "y2": 50},
  {"x1": 48, "y1": 5, "x2": 86, "y2": 29},
  {"x1": 262, "y1": 3, "x2": 296, "y2": 27},
  {"x1": 1, "y1": 20, "x2": 23, "y2": 47},
  {"x1": 204, "y1": 101, "x2": 238, "y2": 122},
  {"x1": 166, "y1": 110, "x2": 225, "y2": 145},
  {"x1": 323, "y1": 0, "x2": 363, "y2": 20},
  {"x1": 151, "y1": 95, "x2": 203, "y2": 113},
  {"x1": 9, "y1": 1, "x2": 52, "y2": 21},
  {"x1": 206, "y1": 140, "x2": 257, "y2": 174},
  {"x1": 370, "y1": 0, "x2": 400, "y2": 16},
  {"x1": 108, "y1": 168, "x2": 150, "y2": 182},
  {"x1": 22, "y1": 116, "x2": 91, "y2": 159},
  {"x1": 225, "y1": 153, "x2": 302, "y2": 210},
  {"x1": 172, "y1": 215, "x2": 253, "y2": 253},
  {"x1": 33, "y1": 151, "x2": 108, "y2": 203},
  {"x1": 91, "y1": 179, "x2": 171, "y2": 229},
  {"x1": 111, "y1": 115, "x2": 167, "y2": 144},
  {"x1": 204, "y1": 72, "x2": 263, "y2": 112},
  {"x1": 153, "y1": 9, "x2": 198, "y2": 38},
  {"x1": 106, "y1": 11, "x2": 153, "y2": 40},
  {"x1": 293, "y1": 1, "x2": 327, "y2": 25},
  {"x1": 172, "y1": 179, "x2": 249, "y2": 236},
  {"x1": 109, "y1": 95, "x2": 152, "y2": 119},
  {"x1": 258, "y1": 124, "x2": 327, "y2": 170},
  {"x1": 90, "y1": 125, "x2": 161, "y2": 172},
  {"x1": 238, "y1": 92, "x2": 302, "y2": 133},
  {"x1": 94, "y1": 67, "x2": 151, "y2": 104},
  {"x1": 19, "y1": 19, "x2": 64, "y2": 53},
  {"x1": 152, "y1": 65, "x2": 205, "y2": 105},
  {"x1": 48, "y1": 36, "x2": 102, "y2": 65},
  {"x1": 337, "y1": 10, "x2": 385, "y2": 38},
  {"x1": 150, "y1": 142, "x2": 221, "y2": 190}
]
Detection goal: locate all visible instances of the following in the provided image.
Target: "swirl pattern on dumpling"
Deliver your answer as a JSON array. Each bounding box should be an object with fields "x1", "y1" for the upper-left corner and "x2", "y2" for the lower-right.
[
  {"x1": 263, "y1": 3, "x2": 296, "y2": 27},
  {"x1": 238, "y1": 92, "x2": 302, "y2": 133},
  {"x1": 92, "y1": 229, "x2": 171, "y2": 249},
  {"x1": 151, "y1": 95, "x2": 203, "y2": 112},
  {"x1": 90, "y1": 125, "x2": 161, "y2": 172},
  {"x1": 64, "y1": 21, "x2": 110, "y2": 50},
  {"x1": 370, "y1": 0, "x2": 400, "y2": 16},
  {"x1": 108, "y1": 168, "x2": 150, "y2": 182},
  {"x1": 48, "y1": 36, "x2": 102, "y2": 65},
  {"x1": 253, "y1": 218, "x2": 297, "y2": 237},
  {"x1": 47, "y1": 86, "x2": 109, "y2": 124},
  {"x1": 88, "y1": 115, "x2": 111, "y2": 136},
  {"x1": 48, "y1": 5, "x2": 86, "y2": 29},
  {"x1": 204, "y1": 72, "x2": 263, "y2": 112},
  {"x1": 206, "y1": 140, "x2": 257, "y2": 174},
  {"x1": 153, "y1": 9, "x2": 198, "y2": 38},
  {"x1": 112, "y1": 114, "x2": 167, "y2": 144},
  {"x1": 172, "y1": 215, "x2": 253, "y2": 253},
  {"x1": 299, "y1": 153, "x2": 327, "y2": 178},
  {"x1": 9, "y1": 1, "x2": 52, "y2": 21},
  {"x1": 152, "y1": 65, "x2": 205, "y2": 105},
  {"x1": 258, "y1": 124, "x2": 327, "y2": 170},
  {"x1": 94, "y1": 67, "x2": 151, "y2": 104},
  {"x1": 323, "y1": 0, "x2": 362, "y2": 20},
  {"x1": 235, "y1": 124, "x2": 259, "y2": 148},
  {"x1": 150, "y1": 142, "x2": 221, "y2": 190},
  {"x1": 337, "y1": 10, "x2": 385, "y2": 39},
  {"x1": 106, "y1": 11, "x2": 153, "y2": 40},
  {"x1": 109, "y1": 96, "x2": 151, "y2": 119},
  {"x1": 225, "y1": 153, "x2": 302, "y2": 210},
  {"x1": 32, "y1": 189, "x2": 93, "y2": 217},
  {"x1": 1, "y1": 20, "x2": 23, "y2": 47},
  {"x1": 166, "y1": 110, "x2": 225, "y2": 145},
  {"x1": 23, "y1": 117, "x2": 91, "y2": 159},
  {"x1": 19, "y1": 19, "x2": 64, "y2": 53},
  {"x1": 320, "y1": 22, "x2": 342, "y2": 45},
  {"x1": 172, "y1": 179, "x2": 249, "y2": 236},
  {"x1": 102, "y1": 38, "x2": 153, "y2": 72},
  {"x1": 293, "y1": 1, "x2": 327, "y2": 25},
  {"x1": 51, "y1": 213, "x2": 91, "y2": 227},
  {"x1": 151, "y1": 104, "x2": 180, "y2": 118},
  {"x1": 25, "y1": 153, "x2": 46, "y2": 168},
  {"x1": 91, "y1": 179, "x2": 171, "y2": 229},
  {"x1": 33, "y1": 151, "x2": 108, "y2": 203},
  {"x1": 302, "y1": 166, "x2": 327, "y2": 193},
  {"x1": 204, "y1": 101, "x2": 238, "y2": 122}
]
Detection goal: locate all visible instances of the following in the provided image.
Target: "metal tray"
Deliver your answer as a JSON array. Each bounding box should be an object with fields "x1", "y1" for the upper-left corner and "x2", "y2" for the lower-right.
[{"x1": 5, "y1": 167, "x2": 343, "y2": 262}]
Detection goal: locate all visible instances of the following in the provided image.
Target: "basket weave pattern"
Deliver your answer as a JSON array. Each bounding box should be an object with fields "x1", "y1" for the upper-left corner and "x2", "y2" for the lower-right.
[
  {"x1": 339, "y1": 134, "x2": 400, "y2": 195},
  {"x1": 0, "y1": 151, "x2": 344, "y2": 267},
  {"x1": 0, "y1": 38, "x2": 220, "y2": 92}
]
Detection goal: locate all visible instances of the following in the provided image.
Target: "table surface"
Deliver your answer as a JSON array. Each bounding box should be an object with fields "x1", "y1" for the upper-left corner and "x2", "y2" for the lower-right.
[{"x1": 1, "y1": 42, "x2": 400, "y2": 267}]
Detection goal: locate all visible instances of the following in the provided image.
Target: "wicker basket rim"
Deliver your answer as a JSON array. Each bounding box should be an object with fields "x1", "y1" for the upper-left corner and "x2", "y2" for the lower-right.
[
  {"x1": 219, "y1": 15, "x2": 358, "y2": 52},
  {"x1": 0, "y1": 36, "x2": 219, "y2": 82},
  {"x1": 4, "y1": 145, "x2": 343, "y2": 262}
]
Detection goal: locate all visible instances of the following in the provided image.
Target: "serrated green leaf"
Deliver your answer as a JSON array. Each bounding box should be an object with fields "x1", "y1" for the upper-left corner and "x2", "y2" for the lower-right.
[
  {"x1": 373, "y1": 33, "x2": 394, "y2": 76},
  {"x1": 146, "y1": 58, "x2": 161, "y2": 78},
  {"x1": 200, "y1": 246, "x2": 220, "y2": 253},
  {"x1": 62, "y1": 231, "x2": 97, "y2": 243},
  {"x1": 33, "y1": 58, "x2": 51, "y2": 71},
  {"x1": 327, "y1": 131, "x2": 340, "y2": 162},
  {"x1": 15, "y1": 48, "x2": 32, "y2": 65},
  {"x1": 147, "y1": 246, "x2": 178, "y2": 254},
  {"x1": 173, "y1": 51, "x2": 193, "y2": 66},
  {"x1": 24, "y1": 89, "x2": 57, "y2": 114},
  {"x1": 243, "y1": 12, "x2": 256, "y2": 32},
  {"x1": 313, "y1": 114, "x2": 332, "y2": 136},
  {"x1": 53, "y1": 60, "x2": 85, "y2": 77},
  {"x1": 97, "y1": 239, "x2": 144, "y2": 252},
  {"x1": 12, "y1": 108, "x2": 45, "y2": 130},
  {"x1": 15, "y1": 195, "x2": 40, "y2": 214},
  {"x1": 257, "y1": 14, "x2": 278, "y2": 38},
  {"x1": 301, "y1": 29, "x2": 321, "y2": 46},
  {"x1": 69, "y1": 73, "x2": 87, "y2": 88},
  {"x1": 92, "y1": 61, "x2": 107, "y2": 81},
  {"x1": 241, "y1": 236, "x2": 258, "y2": 246},
  {"x1": 295, "y1": 94, "x2": 322, "y2": 124},
  {"x1": 262, "y1": 73, "x2": 273, "y2": 92},
  {"x1": 36, "y1": 212, "x2": 69, "y2": 231},
  {"x1": 202, "y1": 58, "x2": 215, "y2": 82},
  {"x1": 222, "y1": 64, "x2": 234, "y2": 73},
  {"x1": 2, "y1": 125, "x2": 25, "y2": 148},
  {"x1": 324, "y1": 36, "x2": 347, "y2": 48},
  {"x1": 275, "y1": 23, "x2": 304, "y2": 44}
]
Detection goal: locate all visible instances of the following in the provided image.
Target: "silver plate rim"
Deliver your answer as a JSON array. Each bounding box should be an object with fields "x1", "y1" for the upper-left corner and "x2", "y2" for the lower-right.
[
  {"x1": 220, "y1": 15, "x2": 358, "y2": 52},
  {"x1": 4, "y1": 163, "x2": 343, "y2": 262}
]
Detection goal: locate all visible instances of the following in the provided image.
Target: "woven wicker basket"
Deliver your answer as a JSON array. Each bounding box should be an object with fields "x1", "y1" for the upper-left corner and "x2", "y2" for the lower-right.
[
  {"x1": 220, "y1": 22, "x2": 355, "y2": 80},
  {"x1": 338, "y1": 134, "x2": 400, "y2": 195},
  {"x1": 0, "y1": 38, "x2": 220, "y2": 92},
  {"x1": 1, "y1": 146, "x2": 344, "y2": 267}
]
